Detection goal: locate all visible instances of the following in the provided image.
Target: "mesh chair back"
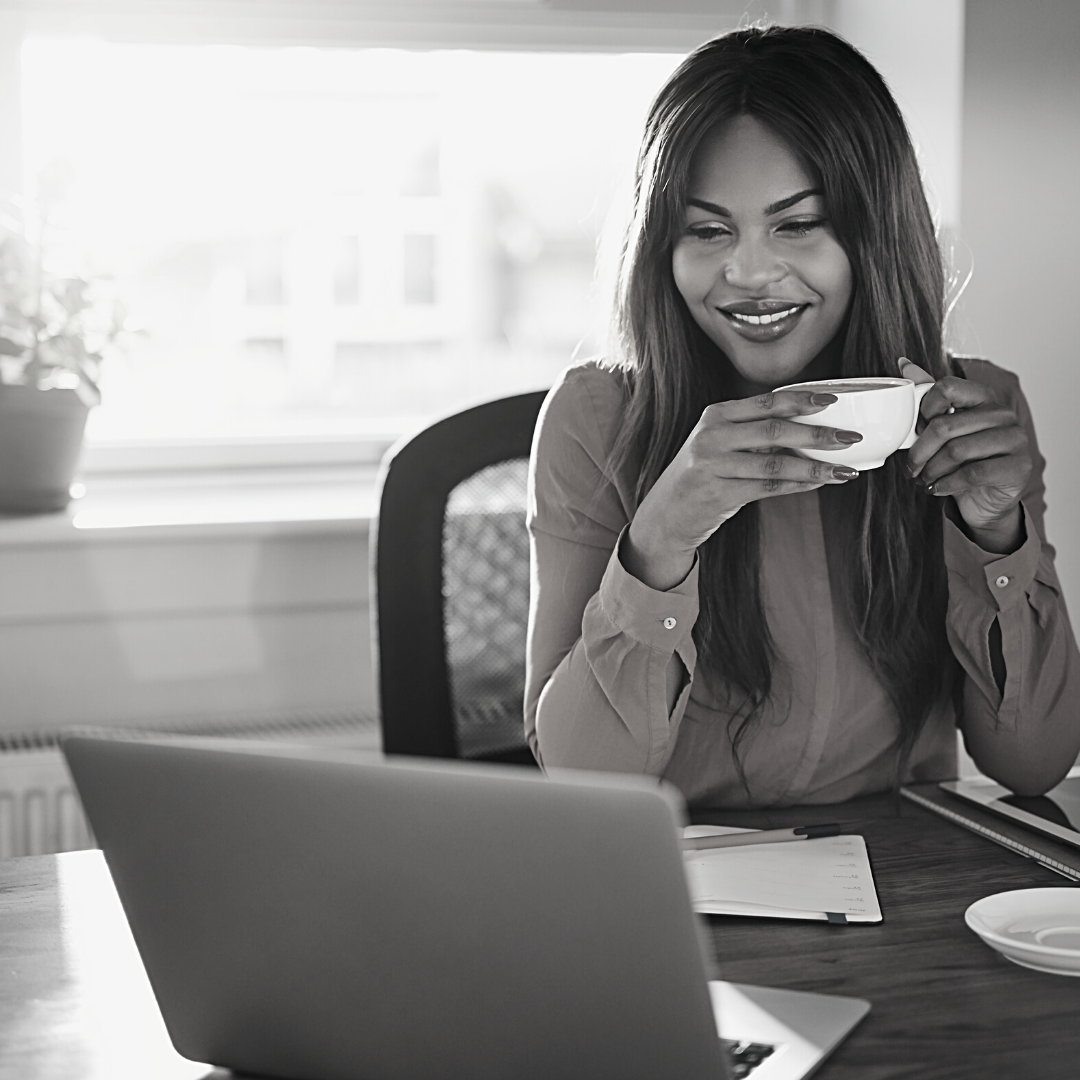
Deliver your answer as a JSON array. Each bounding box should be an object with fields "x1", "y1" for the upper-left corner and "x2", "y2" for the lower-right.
[
  {"x1": 443, "y1": 459, "x2": 531, "y2": 759},
  {"x1": 372, "y1": 391, "x2": 546, "y2": 765}
]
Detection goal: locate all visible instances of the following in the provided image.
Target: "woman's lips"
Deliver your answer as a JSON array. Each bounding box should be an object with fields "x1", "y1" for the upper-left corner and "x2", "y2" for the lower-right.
[{"x1": 720, "y1": 303, "x2": 808, "y2": 343}]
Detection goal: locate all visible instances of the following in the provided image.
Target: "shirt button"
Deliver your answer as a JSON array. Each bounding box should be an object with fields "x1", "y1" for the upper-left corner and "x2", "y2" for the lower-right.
[
  {"x1": 995, "y1": 575, "x2": 1009, "y2": 588},
  {"x1": 663, "y1": 617, "x2": 677, "y2": 630}
]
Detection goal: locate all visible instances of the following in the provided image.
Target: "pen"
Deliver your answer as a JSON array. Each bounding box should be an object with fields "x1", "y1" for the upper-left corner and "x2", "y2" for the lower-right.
[{"x1": 681, "y1": 824, "x2": 843, "y2": 851}]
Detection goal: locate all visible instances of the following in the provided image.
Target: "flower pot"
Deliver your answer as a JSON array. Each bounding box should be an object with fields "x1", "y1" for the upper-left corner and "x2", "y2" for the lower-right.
[{"x1": 0, "y1": 384, "x2": 90, "y2": 514}]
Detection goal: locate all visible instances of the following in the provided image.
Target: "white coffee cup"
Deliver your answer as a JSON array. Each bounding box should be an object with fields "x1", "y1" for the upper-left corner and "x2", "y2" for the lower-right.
[{"x1": 775, "y1": 376, "x2": 934, "y2": 471}]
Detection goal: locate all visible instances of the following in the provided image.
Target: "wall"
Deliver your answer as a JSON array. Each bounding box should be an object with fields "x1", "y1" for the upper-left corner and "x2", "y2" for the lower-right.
[
  {"x1": 833, "y1": 0, "x2": 965, "y2": 231},
  {"x1": 957, "y1": 0, "x2": 1080, "y2": 610},
  {"x1": 0, "y1": 516, "x2": 375, "y2": 740}
]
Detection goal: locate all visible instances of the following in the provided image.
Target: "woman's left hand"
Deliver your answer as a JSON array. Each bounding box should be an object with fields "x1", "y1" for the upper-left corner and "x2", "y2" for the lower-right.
[{"x1": 901, "y1": 358, "x2": 1032, "y2": 554}]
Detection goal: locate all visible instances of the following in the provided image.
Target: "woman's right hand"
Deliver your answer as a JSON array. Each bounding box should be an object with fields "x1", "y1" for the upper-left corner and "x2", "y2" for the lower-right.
[{"x1": 622, "y1": 389, "x2": 862, "y2": 590}]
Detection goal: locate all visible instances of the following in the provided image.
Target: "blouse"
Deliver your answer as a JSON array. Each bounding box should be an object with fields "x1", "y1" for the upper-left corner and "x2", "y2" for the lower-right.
[{"x1": 524, "y1": 357, "x2": 1080, "y2": 808}]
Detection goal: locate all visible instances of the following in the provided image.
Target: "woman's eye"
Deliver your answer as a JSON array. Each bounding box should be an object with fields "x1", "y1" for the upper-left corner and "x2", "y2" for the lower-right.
[
  {"x1": 686, "y1": 222, "x2": 729, "y2": 241},
  {"x1": 778, "y1": 218, "x2": 826, "y2": 237}
]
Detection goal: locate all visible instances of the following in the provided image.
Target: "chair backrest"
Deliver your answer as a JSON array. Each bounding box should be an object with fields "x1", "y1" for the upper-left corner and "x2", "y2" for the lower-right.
[{"x1": 371, "y1": 391, "x2": 548, "y2": 765}]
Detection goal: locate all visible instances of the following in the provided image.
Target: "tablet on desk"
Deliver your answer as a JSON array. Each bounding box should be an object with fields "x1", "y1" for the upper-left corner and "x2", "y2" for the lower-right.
[{"x1": 941, "y1": 766, "x2": 1080, "y2": 850}]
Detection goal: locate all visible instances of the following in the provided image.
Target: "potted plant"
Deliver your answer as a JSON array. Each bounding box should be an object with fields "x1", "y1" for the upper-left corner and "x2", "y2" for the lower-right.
[{"x1": 0, "y1": 187, "x2": 127, "y2": 514}]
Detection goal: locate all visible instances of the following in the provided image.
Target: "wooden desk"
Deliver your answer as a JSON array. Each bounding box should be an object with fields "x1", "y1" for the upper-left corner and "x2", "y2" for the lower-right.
[
  {"x1": 1, "y1": 795, "x2": 1078, "y2": 1080},
  {"x1": 694, "y1": 794, "x2": 1080, "y2": 1079}
]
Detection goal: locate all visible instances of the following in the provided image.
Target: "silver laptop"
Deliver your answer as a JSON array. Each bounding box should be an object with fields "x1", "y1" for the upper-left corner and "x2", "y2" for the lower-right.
[
  {"x1": 62, "y1": 736, "x2": 869, "y2": 1080},
  {"x1": 941, "y1": 767, "x2": 1080, "y2": 850}
]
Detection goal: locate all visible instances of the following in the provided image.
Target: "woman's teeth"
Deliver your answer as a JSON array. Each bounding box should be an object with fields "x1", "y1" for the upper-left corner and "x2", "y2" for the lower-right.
[{"x1": 729, "y1": 306, "x2": 803, "y2": 325}]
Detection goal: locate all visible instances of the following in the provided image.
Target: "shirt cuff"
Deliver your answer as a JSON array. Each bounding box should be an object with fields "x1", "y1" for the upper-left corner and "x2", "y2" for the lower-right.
[
  {"x1": 943, "y1": 502, "x2": 1041, "y2": 612},
  {"x1": 594, "y1": 527, "x2": 700, "y2": 649}
]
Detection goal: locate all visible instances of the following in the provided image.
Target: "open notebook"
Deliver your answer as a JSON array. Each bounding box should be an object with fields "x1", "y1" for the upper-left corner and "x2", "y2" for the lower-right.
[{"x1": 683, "y1": 826, "x2": 882, "y2": 923}]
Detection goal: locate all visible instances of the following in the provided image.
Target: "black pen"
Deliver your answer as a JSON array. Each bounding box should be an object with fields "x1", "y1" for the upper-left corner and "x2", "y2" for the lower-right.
[{"x1": 681, "y1": 824, "x2": 843, "y2": 852}]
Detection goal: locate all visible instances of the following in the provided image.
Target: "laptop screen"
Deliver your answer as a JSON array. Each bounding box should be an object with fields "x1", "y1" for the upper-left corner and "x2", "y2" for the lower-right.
[{"x1": 1001, "y1": 777, "x2": 1080, "y2": 834}]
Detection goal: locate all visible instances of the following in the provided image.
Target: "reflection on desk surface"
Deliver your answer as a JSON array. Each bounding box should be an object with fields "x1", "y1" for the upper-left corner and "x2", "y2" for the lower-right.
[{"x1": 1, "y1": 851, "x2": 212, "y2": 1080}]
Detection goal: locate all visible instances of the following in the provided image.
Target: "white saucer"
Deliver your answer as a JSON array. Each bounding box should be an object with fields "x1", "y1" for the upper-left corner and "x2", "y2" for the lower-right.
[{"x1": 966, "y1": 888, "x2": 1080, "y2": 975}]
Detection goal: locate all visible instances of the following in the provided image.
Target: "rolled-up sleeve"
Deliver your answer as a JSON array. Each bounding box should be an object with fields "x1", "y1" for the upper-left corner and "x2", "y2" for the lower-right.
[
  {"x1": 525, "y1": 364, "x2": 699, "y2": 775},
  {"x1": 946, "y1": 363, "x2": 1080, "y2": 794}
]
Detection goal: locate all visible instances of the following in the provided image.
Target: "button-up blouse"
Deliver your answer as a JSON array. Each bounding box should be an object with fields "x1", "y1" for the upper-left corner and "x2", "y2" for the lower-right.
[{"x1": 525, "y1": 358, "x2": 1080, "y2": 808}]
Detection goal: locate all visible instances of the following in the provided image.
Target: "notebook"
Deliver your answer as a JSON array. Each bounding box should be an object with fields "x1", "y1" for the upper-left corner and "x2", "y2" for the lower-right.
[
  {"x1": 62, "y1": 735, "x2": 870, "y2": 1080},
  {"x1": 683, "y1": 826, "x2": 883, "y2": 923}
]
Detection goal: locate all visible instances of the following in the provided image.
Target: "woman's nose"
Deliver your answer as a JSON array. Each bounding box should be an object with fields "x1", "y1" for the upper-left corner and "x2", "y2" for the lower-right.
[{"x1": 721, "y1": 236, "x2": 787, "y2": 289}]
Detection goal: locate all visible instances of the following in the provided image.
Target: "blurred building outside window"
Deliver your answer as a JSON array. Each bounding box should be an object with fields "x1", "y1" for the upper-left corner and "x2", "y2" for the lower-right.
[{"x1": 19, "y1": 41, "x2": 683, "y2": 463}]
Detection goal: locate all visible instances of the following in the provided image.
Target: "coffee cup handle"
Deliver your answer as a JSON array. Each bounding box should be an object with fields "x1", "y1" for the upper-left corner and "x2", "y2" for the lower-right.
[{"x1": 899, "y1": 381, "x2": 934, "y2": 450}]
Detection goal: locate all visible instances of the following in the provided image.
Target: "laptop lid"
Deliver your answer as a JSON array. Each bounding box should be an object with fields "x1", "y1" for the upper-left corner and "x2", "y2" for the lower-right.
[
  {"x1": 63, "y1": 736, "x2": 730, "y2": 1080},
  {"x1": 941, "y1": 770, "x2": 1080, "y2": 851}
]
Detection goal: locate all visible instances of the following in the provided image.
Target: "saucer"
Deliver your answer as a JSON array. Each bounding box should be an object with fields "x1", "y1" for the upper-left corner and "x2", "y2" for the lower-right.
[{"x1": 965, "y1": 888, "x2": 1080, "y2": 975}]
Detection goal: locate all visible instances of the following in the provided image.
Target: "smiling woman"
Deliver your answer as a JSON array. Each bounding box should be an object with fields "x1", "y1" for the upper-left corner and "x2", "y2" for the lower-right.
[{"x1": 525, "y1": 25, "x2": 1080, "y2": 810}]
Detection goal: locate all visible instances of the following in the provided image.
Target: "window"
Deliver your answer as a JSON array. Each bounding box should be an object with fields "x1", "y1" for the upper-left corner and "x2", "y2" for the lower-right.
[{"x1": 20, "y1": 41, "x2": 683, "y2": 449}]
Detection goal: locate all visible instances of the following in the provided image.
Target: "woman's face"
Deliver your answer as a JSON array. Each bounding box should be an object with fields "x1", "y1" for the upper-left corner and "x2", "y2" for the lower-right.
[{"x1": 671, "y1": 115, "x2": 853, "y2": 392}]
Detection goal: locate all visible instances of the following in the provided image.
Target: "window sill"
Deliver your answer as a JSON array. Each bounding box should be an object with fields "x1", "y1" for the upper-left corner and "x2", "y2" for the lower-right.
[{"x1": 0, "y1": 465, "x2": 380, "y2": 547}]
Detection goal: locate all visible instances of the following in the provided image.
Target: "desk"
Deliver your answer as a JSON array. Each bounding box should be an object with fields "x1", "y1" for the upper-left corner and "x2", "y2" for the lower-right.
[{"x1": 2, "y1": 795, "x2": 1078, "y2": 1080}]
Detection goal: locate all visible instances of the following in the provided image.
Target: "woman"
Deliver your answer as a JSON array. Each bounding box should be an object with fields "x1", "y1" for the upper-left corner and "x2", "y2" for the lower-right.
[{"x1": 524, "y1": 25, "x2": 1080, "y2": 808}]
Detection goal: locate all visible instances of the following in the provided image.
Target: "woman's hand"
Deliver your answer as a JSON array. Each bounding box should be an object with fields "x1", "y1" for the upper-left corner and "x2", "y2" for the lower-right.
[
  {"x1": 623, "y1": 390, "x2": 862, "y2": 590},
  {"x1": 901, "y1": 358, "x2": 1032, "y2": 554}
]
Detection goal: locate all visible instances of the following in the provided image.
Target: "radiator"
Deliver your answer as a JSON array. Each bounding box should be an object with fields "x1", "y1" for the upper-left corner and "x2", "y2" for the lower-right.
[
  {"x1": 0, "y1": 748, "x2": 93, "y2": 858},
  {"x1": 0, "y1": 714, "x2": 381, "y2": 859}
]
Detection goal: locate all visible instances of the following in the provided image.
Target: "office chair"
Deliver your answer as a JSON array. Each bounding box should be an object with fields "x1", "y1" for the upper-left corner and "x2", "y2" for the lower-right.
[{"x1": 371, "y1": 390, "x2": 548, "y2": 766}]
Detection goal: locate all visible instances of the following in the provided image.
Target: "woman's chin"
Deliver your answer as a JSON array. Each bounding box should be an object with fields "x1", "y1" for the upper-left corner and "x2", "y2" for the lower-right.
[
  {"x1": 721, "y1": 339, "x2": 843, "y2": 393},
  {"x1": 725, "y1": 356, "x2": 824, "y2": 395}
]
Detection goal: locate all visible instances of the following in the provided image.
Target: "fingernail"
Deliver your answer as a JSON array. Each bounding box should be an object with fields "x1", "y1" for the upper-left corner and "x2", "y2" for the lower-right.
[
  {"x1": 836, "y1": 430, "x2": 863, "y2": 444},
  {"x1": 832, "y1": 466, "x2": 859, "y2": 480},
  {"x1": 925, "y1": 482, "x2": 935, "y2": 494},
  {"x1": 811, "y1": 393, "x2": 837, "y2": 406}
]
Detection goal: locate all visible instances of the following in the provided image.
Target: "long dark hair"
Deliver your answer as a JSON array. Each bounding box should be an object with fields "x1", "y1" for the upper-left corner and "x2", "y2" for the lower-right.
[{"x1": 609, "y1": 26, "x2": 954, "y2": 788}]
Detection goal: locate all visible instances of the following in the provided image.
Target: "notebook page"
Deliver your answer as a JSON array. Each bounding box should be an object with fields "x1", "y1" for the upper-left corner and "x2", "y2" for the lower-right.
[{"x1": 683, "y1": 832, "x2": 881, "y2": 922}]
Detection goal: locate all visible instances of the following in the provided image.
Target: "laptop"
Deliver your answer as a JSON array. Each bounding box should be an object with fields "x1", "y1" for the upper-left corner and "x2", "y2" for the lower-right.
[
  {"x1": 941, "y1": 767, "x2": 1080, "y2": 850},
  {"x1": 62, "y1": 735, "x2": 869, "y2": 1080}
]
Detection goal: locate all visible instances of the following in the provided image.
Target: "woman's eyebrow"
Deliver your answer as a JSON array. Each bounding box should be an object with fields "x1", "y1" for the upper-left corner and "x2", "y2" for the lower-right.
[
  {"x1": 685, "y1": 188, "x2": 823, "y2": 217},
  {"x1": 686, "y1": 197, "x2": 731, "y2": 216},
  {"x1": 764, "y1": 188, "x2": 823, "y2": 214}
]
